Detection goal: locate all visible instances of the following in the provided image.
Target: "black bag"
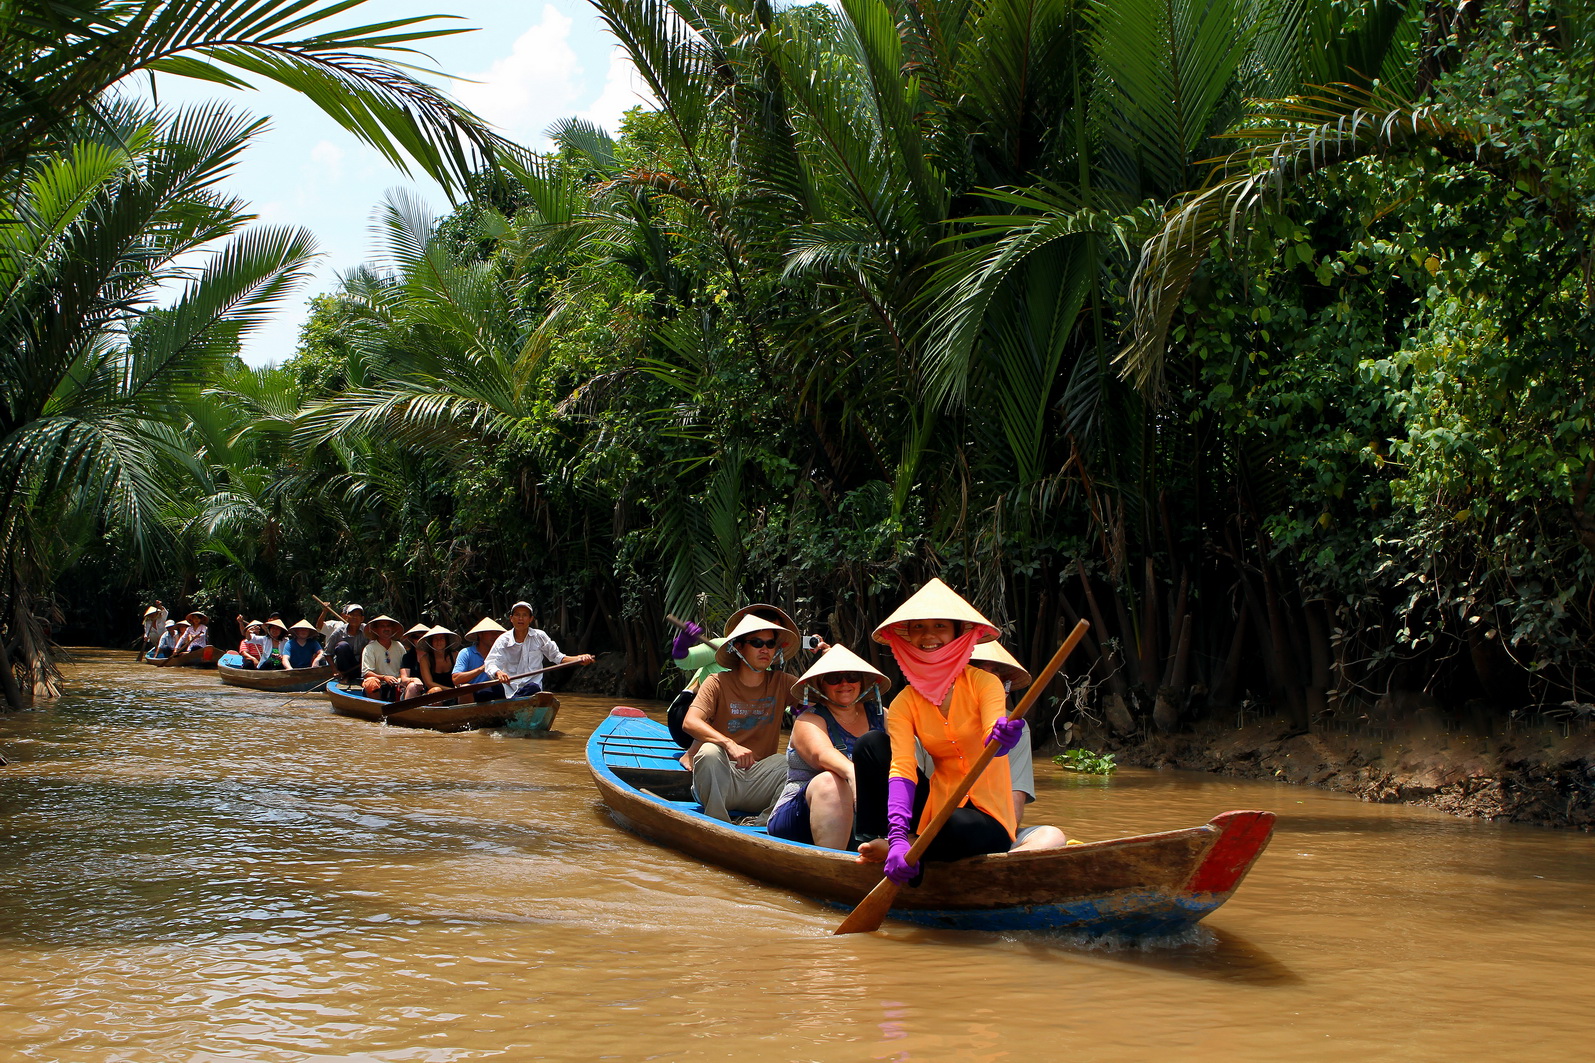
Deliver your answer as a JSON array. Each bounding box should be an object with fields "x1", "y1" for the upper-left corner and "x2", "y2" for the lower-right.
[{"x1": 666, "y1": 687, "x2": 697, "y2": 748}]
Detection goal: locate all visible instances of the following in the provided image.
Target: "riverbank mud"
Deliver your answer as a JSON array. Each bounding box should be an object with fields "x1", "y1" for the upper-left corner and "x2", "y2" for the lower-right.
[{"x1": 1060, "y1": 718, "x2": 1595, "y2": 830}]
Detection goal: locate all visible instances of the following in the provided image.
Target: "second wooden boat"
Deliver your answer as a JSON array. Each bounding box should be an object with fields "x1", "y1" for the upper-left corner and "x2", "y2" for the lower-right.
[
  {"x1": 145, "y1": 648, "x2": 219, "y2": 669},
  {"x1": 324, "y1": 680, "x2": 559, "y2": 733},
  {"x1": 216, "y1": 653, "x2": 336, "y2": 693},
  {"x1": 587, "y1": 707, "x2": 1275, "y2": 936}
]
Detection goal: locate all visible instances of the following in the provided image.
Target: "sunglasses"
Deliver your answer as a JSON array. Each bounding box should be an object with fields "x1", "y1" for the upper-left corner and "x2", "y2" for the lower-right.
[
  {"x1": 819, "y1": 672, "x2": 864, "y2": 685},
  {"x1": 738, "y1": 637, "x2": 781, "y2": 649}
]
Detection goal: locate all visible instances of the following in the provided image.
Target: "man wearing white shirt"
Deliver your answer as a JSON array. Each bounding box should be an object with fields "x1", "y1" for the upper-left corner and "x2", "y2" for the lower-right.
[{"x1": 485, "y1": 601, "x2": 594, "y2": 697}]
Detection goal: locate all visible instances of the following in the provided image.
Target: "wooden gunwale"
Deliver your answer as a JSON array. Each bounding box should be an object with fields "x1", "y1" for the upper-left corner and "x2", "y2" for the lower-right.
[{"x1": 586, "y1": 709, "x2": 1275, "y2": 933}]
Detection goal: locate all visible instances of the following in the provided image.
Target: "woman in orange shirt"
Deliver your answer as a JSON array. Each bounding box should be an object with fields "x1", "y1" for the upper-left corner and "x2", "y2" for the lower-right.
[{"x1": 853, "y1": 579, "x2": 1051, "y2": 884}]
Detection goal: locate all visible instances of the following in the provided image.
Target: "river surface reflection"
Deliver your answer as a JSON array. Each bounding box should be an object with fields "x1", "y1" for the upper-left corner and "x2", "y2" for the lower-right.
[{"x1": 0, "y1": 649, "x2": 1592, "y2": 1061}]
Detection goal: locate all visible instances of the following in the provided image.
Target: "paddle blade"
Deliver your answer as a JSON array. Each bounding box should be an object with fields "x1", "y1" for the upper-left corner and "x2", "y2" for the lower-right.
[{"x1": 833, "y1": 876, "x2": 901, "y2": 935}]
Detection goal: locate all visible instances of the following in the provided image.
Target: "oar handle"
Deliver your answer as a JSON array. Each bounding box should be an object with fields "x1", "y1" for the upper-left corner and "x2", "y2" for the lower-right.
[
  {"x1": 834, "y1": 619, "x2": 1090, "y2": 936},
  {"x1": 664, "y1": 614, "x2": 718, "y2": 649},
  {"x1": 312, "y1": 595, "x2": 352, "y2": 623}
]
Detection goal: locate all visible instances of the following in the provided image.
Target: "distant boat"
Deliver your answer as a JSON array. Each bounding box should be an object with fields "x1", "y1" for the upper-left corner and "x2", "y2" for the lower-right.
[
  {"x1": 143, "y1": 647, "x2": 218, "y2": 669},
  {"x1": 586, "y1": 707, "x2": 1275, "y2": 936},
  {"x1": 324, "y1": 680, "x2": 559, "y2": 734},
  {"x1": 216, "y1": 652, "x2": 335, "y2": 693}
]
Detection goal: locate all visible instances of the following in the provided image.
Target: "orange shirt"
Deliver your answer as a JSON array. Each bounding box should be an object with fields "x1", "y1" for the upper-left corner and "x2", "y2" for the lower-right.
[{"x1": 885, "y1": 667, "x2": 1016, "y2": 840}]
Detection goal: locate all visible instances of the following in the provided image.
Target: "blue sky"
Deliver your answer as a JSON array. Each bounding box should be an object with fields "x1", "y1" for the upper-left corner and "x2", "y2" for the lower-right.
[{"x1": 144, "y1": 1, "x2": 654, "y2": 366}]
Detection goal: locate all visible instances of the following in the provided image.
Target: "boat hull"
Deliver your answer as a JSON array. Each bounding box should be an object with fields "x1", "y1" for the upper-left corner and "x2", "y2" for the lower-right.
[
  {"x1": 587, "y1": 708, "x2": 1275, "y2": 935},
  {"x1": 217, "y1": 654, "x2": 335, "y2": 692},
  {"x1": 145, "y1": 648, "x2": 218, "y2": 669},
  {"x1": 324, "y1": 681, "x2": 558, "y2": 733}
]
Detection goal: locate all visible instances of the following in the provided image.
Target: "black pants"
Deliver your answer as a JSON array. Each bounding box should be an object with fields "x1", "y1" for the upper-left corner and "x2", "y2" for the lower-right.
[
  {"x1": 852, "y1": 730, "x2": 1012, "y2": 863},
  {"x1": 332, "y1": 642, "x2": 360, "y2": 682}
]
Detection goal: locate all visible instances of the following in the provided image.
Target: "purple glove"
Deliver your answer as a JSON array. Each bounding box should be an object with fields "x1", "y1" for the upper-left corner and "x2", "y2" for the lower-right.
[
  {"x1": 883, "y1": 775, "x2": 920, "y2": 885},
  {"x1": 671, "y1": 621, "x2": 704, "y2": 660},
  {"x1": 987, "y1": 717, "x2": 1024, "y2": 756}
]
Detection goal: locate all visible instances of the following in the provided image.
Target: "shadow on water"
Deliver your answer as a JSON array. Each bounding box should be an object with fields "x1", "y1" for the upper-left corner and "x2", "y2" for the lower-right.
[
  {"x1": 1054, "y1": 926, "x2": 1303, "y2": 986},
  {"x1": 894, "y1": 924, "x2": 1302, "y2": 986}
]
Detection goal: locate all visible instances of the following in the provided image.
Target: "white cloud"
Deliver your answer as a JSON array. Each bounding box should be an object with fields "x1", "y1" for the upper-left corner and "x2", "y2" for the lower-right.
[
  {"x1": 454, "y1": 4, "x2": 585, "y2": 148},
  {"x1": 308, "y1": 140, "x2": 345, "y2": 182},
  {"x1": 580, "y1": 47, "x2": 657, "y2": 135}
]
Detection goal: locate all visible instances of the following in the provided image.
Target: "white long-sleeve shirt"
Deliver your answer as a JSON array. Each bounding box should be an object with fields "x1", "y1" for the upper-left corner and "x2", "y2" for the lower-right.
[
  {"x1": 142, "y1": 608, "x2": 167, "y2": 642},
  {"x1": 174, "y1": 623, "x2": 208, "y2": 651},
  {"x1": 483, "y1": 627, "x2": 564, "y2": 683}
]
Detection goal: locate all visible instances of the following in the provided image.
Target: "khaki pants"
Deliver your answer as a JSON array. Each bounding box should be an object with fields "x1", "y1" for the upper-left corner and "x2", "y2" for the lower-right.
[{"x1": 692, "y1": 745, "x2": 787, "y2": 822}]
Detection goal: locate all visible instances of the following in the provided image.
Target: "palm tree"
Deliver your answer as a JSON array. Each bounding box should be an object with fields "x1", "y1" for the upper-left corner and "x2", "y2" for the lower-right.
[
  {"x1": 0, "y1": 99, "x2": 318, "y2": 705},
  {"x1": 0, "y1": 0, "x2": 510, "y2": 196}
]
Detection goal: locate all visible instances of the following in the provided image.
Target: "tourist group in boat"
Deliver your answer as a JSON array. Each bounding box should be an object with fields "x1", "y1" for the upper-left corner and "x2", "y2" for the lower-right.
[
  {"x1": 142, "y1": 598, "x2": 593, "y2": 701},
  {"x1": 141, "y1": 580, "x2": 1071, "y2": 881},
  {"x1": 666, "y1": 580, "x2": 1071, "y2": 884}
]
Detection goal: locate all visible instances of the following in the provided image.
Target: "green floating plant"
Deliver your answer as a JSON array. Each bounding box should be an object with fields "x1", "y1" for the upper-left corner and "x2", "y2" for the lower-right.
[{"x1": 1053, "y1": 748, "x2": 1117, "y2": 775}]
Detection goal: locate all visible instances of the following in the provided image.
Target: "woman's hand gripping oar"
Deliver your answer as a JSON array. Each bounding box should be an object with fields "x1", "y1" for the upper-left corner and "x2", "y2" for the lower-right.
[{"x1": 833, "y1": 619, "x2": 1091, "y2": 936}]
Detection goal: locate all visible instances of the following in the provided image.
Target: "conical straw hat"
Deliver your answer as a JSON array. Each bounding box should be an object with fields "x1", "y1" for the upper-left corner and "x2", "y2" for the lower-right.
[
  {"x1": 723, "y1": 603, "x2": 798, "y2": 640},
  {"x1": 871, "y1": 578, "x2": 999, "y2": 644},
  {"x1": 143, "y1": 606, "x2": 161, "y2": 617},
  {"x1": 716, "y1": 612, "x2": 800, "y2": 668},
  {"x1": 186, "y1": 609, "x2": 209, "y2": 623},
  {"x1": 367, "y1": 614, "x2": 403, "y2": 632},
  {"x1": 794, "y1": 644, "x2": 891, "y2": 700},
  {"x1": 404, "y1": 622, "x2": 431, "y2": 639},
  {"x1": 289, "y1": 619, "x2": 318, "y2": 635},
  {"x1": 464, "y1": 617, "x2": 506, "y2": 638},
  {"x1": 423, "y1": 624, "x2": 459, "y2": 643},
  {"x1": 970, "y1": 642, "x2": 1031, "y2": 690},
  {"x1": 265, "y1": 618, "x2": 289, "y2": 634}
]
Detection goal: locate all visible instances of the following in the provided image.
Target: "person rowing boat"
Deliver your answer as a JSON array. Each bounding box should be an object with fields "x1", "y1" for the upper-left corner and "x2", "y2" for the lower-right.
[
  {"x1": 484, "y1": 601, "x2": 594, "y2": 699},
  {"x1": 853, "y1": 579, "x2": 1067, "y2": 884}
]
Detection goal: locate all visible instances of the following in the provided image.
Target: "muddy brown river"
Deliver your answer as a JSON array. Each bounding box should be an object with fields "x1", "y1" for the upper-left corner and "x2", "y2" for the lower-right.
[{"x1": 1, "y1": 649, "x2": 1592, "y2": 1060}]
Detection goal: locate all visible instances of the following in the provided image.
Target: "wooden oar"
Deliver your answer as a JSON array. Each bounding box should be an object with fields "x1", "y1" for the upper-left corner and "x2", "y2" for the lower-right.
[
  {"x1": 664, "y1": 614, "x2": 719, "y2": 649},
  {"x1": 833, "y1": 618, "x2": 1091, "y2": 936},
  {"x1": 277, "y1": 675, "x2": 335, "y2": 710},
  {"x1": 312, "y1": 595, "x2": 352, "y2": 623},
  {"x1": 375, "y1": 660, "x2": 585, "y2": 715}
]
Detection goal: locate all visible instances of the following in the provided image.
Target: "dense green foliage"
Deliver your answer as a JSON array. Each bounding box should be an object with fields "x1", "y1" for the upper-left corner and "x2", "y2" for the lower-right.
[{"x1": 11, "y1": 0, "x2": 1595, "y2": 737}]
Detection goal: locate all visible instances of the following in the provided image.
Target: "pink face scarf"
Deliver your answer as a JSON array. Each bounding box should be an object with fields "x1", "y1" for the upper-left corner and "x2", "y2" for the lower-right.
[{"x1": 883, "y1": 626, "x2": 985, "y2": 707}]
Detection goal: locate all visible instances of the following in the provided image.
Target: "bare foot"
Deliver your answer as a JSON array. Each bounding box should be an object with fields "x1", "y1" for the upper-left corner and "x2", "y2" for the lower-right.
[{"x1": 855, "y1": 838, "x2": 888, "y2": 863}]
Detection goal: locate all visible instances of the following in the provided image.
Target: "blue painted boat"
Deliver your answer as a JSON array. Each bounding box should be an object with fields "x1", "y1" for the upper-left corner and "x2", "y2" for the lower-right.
[
  {"x1": 586, "y1": 707, "x2": 1275, "y2": 935},
  {"x1": 325, "y1": 680, "x2": 559, "y2": 733}
]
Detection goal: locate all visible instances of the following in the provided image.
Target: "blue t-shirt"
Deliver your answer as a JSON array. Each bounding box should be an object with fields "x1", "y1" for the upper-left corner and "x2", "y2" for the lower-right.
[
  {"x1": 285, "y1": 639, "x2": 322, "y2": 668},
  {"x1": 453, "y1": 645, "x2": 489, "y2": 680}
]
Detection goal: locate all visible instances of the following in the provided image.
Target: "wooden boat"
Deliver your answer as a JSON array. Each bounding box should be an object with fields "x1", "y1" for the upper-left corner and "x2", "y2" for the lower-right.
[
  {"x1": 144, "y1": 647, "x2": 218, "y2": 669},
  {"x1": 587, "y1": 707, "x2": 1276, "y2": 936},
  {"x1": 216, "y1": 652, "x2": 336, "y2": 693},
  {"x1": 324, "y1": 680, "x2": 560, "y2": 733}
]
